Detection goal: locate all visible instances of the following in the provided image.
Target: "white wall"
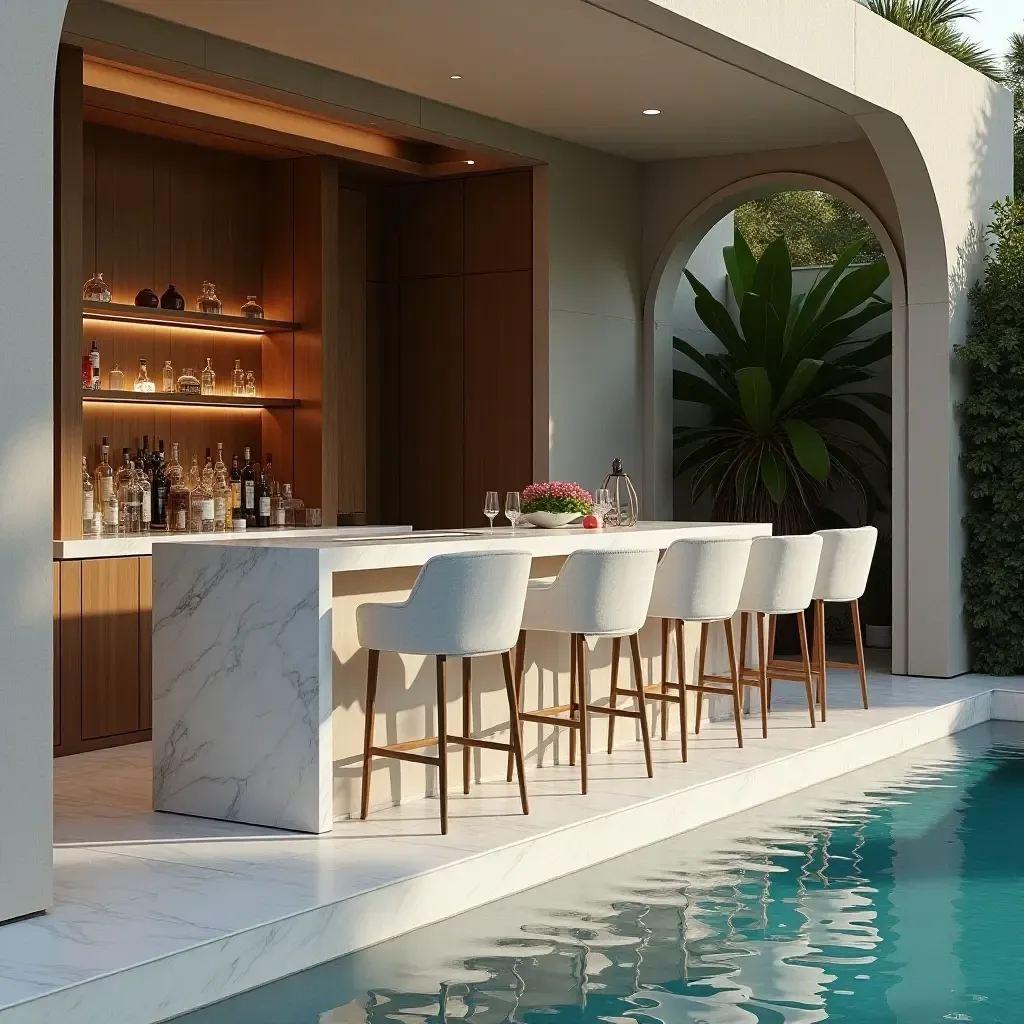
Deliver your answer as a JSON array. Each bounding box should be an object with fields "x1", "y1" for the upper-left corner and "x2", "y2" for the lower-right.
[{"x1": 0, "y1": 0, "x2": 67, "y2": 922}]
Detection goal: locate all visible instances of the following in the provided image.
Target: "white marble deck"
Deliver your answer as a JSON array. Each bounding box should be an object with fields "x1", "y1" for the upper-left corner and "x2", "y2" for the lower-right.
[{"x1": 2, "y1": 667, "x2": 1022, "y2": 1024}]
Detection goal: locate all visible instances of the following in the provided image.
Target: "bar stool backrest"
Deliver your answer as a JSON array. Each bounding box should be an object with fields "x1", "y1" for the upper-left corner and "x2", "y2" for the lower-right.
[
  {"x1": 812, "y1": 526, "x2": 878, "y2": 602},
  {"x1": 738, "y1": 534, "x2": 823, "y2": 615},
  {"x1": 545, "y1": 548, "x2": 660, "y2": 636},
  {"x1": 648, "y1": 536, "x2": 753, "y2": 622},
  {"x1": 356, "y1": 551, "x2": 532, "y2": 656}
]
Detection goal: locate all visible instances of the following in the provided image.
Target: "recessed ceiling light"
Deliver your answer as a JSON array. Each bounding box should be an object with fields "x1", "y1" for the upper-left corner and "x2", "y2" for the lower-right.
[
  {"x1": 450, "y1": 74, "x2": 463, "y2": 80},
  {"x1": 642, "y1": 108, "x2": 661, "y2": 116},
  {"x1": 465, "y1": 159, "x2": 475, "y2": 165}
]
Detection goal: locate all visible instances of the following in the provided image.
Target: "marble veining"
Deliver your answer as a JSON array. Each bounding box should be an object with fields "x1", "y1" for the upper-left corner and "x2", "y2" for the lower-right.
[{"x1": 152, "y1": 544, "x2": 330, "y2": 833}]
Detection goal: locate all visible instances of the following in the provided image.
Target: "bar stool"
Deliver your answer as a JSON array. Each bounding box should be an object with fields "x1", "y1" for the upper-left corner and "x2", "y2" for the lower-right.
[
  {"x1": 736, "y1": 534, "x2": 823, "y2": 735},
  {"x1": 357, "y1": 551, "x2": 533, "y2": 835},
  {"x1": 508, "y1": 548, "x2": 660, "y2": 794},
  {"x1": 809, "y1": 526, "x2": 878, "y2": 719},
  {"x1": 643, "y1": 537, "x2": 753, "y2": 761}
]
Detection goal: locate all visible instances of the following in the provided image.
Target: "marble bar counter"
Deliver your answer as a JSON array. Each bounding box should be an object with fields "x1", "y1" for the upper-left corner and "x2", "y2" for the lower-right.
[{"x1": 152, "y1": 521, "x2": 770, "y2": 833}]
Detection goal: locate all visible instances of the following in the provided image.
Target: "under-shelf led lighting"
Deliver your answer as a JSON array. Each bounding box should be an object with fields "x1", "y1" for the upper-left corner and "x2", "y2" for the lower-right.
[{"x1": 465, "y1": 159, "x2": 475, "y2": 165}]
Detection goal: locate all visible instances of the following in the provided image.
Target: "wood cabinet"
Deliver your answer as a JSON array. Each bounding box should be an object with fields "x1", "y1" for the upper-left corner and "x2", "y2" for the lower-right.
[{"x1": 54, "y1": 556, "x2": 152, "y2": 757}]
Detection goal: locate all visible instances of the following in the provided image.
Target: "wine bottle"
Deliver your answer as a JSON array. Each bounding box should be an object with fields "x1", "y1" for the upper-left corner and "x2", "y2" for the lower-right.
[{"x1": 241, "y1": 447, "x2": 256, "y2": 527}]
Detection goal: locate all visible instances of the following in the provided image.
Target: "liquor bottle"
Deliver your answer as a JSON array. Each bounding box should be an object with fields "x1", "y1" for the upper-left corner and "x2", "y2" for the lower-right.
[
  {"x1": 134, "y1": 358, "x2": 156, "y2": 393},
  {"x1": 240, "y1": 447, "x2": 256, "y2": 527},
  {"x1": 117, "y1": 459, "x2": 143, "y2": 536},
  {"x1": 197, "y1": 281, "x2": 223, "y2": 315},
  {"x1": 140, "y1": 436, "x2": 153, "y2": 480},
  {"x1": 136, "y1": 459, "x2": 152, "y2": 534},
  {"x1": 244, "y1": 370, "x2": 256, "y2": 397},
  {"x1": 201, "y1": 358, "x2": 216, "y2": 395},
  {"x1": 117, "y1": 448, "x2": 134, "y2": 488},
  {"x1": 160, "y1": 284, "x2": 185, "y2": 311},
  {"x1": 88, "y1": 340, "x2": 100, "y2": 390},
  {"x1": 188, "y1": 454, "x2": 201, "y2": 490},
  {"x1": 167, "y1": 442, "x2": 189, "y2": 533},
  {"x1": 189, "y1": 458, "x2": 215, "y2": 533},
  {"x1": 82, "y1": 355, "x2": 92, "y2": 391},
  {"x1": 95, "y1": 437, "x2": 117, "y2": 537},
  {"x1": 162, "y1": 360, "x2": 175, "y2": 394},
  {"x1": 229, "y1": 453, "x2": 242, "y2": 524},
  {"x1": 176, "y1": 367, "x2": 201, "y2": 395},
  {"x1": 281, "y1": 483, "x2": 304, "y2": 526},
  {"x1": 232, "y1": 359, "x2": 245, "y2": 396},
  {"x1": 82, "y1": 456, "x2": 95, "y2": 536},
  {"x1": 241, "y1": 295, "x2": 264, "y2": 319},
  {"x1": 202, "y1": 448, "x2": 214, "y2": 486},
  {"x1": 151, "y1": 442, "x2": 167, "y2": 530},
  {"x1": 212, "y1": 462, "x2": 229, "y2": 533},
  {"x1": 257, "y1": 455, "x2": 272, "y2": 528}
]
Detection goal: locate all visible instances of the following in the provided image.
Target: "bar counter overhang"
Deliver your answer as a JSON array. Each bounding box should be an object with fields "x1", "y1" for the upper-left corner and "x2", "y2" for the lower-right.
[{"x1": 152, "y1": 522, "x2": 770, "y2": 833}]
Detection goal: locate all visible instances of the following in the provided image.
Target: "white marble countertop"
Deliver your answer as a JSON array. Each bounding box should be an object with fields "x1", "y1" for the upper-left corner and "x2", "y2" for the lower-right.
[
  {"x1": 149, "y1": 521, "x2": 772, "y2": 574},
  {"x1": 53, "y1": 525, "x2": 413, "y2": 560}
]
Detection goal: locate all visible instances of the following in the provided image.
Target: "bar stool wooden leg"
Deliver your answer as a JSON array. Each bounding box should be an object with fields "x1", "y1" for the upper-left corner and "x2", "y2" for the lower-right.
[
  {"x1": 569, "y1": 633, "x2": 578, "y2": 767},
  {"x1": 851, "y1": 598, "x2": 869, "y2": 709},
  {"x1": 507, "y1": 630, "x2": 527, "y2": 782},
  {"x1": 360, "y1": 649, "x2": 380, "y2": 820},
  {"x1": 502, "y1": 650, "x2": 530, "y2": 815},
  {"x1": 436, "y1": 655, "x2": 450, "y2": 834},
  {"x1": 629, "y1": 633, "x2": 654, "y2": 778},
  {"x1": 796, "y1": 612, "x2": 816, "y2": 728},
  {"x1": 576, "y1": 633, "x2": 589, "y2": 794},
  {"x1": 607, "y1": 636, "x2": 622, "y2": 753},
  {"x1": 816, "y1": 601, "x2": 828, "y2": 721},
  {"x1": 739, "y1": 612, "x2": 749, "y2": 677},
  {"x1": 767, "y1": 615, "x2": 777, "y2": 711},
  {"x1": 675, "y1": 618, "x2": 688, "y2": 762},
  {"x1": 660, "y1": 617, "x2": 670, "y2": 741},
  {"x1": 462, "y1": 657, "x2": 472, "y2": 794},
  {"x1": 725, "y1": 618, "x2": 743, "y2": 749},
  {"x1": 693, "y1": 622, "x2": 709, "y2": 733},
  {"x1": 757, "y1": 612, "x2": 768, "y2": 738}
]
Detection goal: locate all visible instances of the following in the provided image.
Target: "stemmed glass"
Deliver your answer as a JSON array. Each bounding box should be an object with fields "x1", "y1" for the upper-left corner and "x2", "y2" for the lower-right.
[
  {"x1": 505, "y1": 491, "x2": 522, "y2": 531},
  {"x1": 484, "y1": 491, "x2": 500, "y2": 530},
  {"x1": 593, "y1": 488, "x2": 612, "y2": 527}
]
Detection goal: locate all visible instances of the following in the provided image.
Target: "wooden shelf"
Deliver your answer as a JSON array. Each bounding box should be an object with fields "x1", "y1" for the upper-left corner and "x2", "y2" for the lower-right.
[
  {"x1": 82, "y1": 391, "x2": 299, "y2": 409},
  {"x1": 82, "y1": 302, "x2": 299, "y2": 334}
]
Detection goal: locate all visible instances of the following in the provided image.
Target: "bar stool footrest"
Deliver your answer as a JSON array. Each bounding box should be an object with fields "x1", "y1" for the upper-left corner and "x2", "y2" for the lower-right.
[
  {"x1": 368, "y1": 746, "x2": 441, "y2": 767},
  {"x1": 518, "y1": 710, "x2": 582, "y2": 730},
  {"x1": 446, "y1": 734, "x2": 513, "y2": 753},
  {"x1": 586, "y1": 704, "x2": 641, "y2": 719}
]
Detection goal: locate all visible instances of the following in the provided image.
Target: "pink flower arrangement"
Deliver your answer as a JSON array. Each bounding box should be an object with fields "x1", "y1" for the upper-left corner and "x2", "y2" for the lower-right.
[{"x1": 521, "y1": 481, "x2": 593, "y2": 516}]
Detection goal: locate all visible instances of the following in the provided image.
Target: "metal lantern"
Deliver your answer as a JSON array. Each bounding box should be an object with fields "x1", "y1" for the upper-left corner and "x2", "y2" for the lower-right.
[{"x1": 601, "y1": 458, "x2": 639, "y2": 527}]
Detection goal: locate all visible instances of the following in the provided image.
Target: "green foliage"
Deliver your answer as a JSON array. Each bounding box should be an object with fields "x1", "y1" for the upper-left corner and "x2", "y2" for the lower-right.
[
  {"x1": 860, "y1": 0, "x2": 1003, "y2": 79},
  {"x1": 674, "y1": 227, "x2": 891, "y2": 533},
  {"x1": 735, "y1": 191, "x2": 884, "y2": 267},
  {"x1": 956, "y1": 198, "x2": 1024, "y2": 673},
  {"x1": 1008, "y1": 32, "x2": 1024, "y2": 199}
]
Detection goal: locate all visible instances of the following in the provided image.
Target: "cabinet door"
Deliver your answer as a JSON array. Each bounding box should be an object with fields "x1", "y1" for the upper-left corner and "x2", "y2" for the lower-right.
[
  {"x1": 139, "y1": 555, "x2": 152, "y2": 732},
  {"x1": 53, "y1": 562, "x2": 60, "y2": 747},
  {"x1": 81, "y1": 556, "x2": 141, "y2": 740}
]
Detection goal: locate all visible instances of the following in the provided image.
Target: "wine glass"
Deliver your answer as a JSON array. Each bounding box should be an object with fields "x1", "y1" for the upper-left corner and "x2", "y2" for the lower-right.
[
  {"x1": 505, "y1": 491, "x2": 521, "y2": 531},
  {"x1": 484, "y1": 491, "x2": 499, "y2": 529},
  {"x1": 593, "y1": 488, "x2": 612, "y2": 526}
]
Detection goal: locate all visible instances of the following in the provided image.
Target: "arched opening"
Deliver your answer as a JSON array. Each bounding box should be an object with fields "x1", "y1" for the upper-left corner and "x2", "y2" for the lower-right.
[{"x1": 643, "y1": 172, "x2": 907, "y2": 669}]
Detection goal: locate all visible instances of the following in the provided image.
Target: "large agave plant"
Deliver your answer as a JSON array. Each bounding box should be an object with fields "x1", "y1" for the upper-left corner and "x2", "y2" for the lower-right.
[{"x1": 674, "y1": 229, "x2": 891, "y2": 533}]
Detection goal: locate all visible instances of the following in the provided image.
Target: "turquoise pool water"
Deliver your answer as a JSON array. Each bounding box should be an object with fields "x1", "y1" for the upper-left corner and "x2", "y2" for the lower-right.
[{"x1": 176, "y1": 722, "x2": 1024, "y2": 1023}]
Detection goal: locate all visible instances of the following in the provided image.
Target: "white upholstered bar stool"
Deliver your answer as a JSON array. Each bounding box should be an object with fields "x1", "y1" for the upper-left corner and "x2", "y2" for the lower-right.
[
  {"x1": 357, "y1": 551, "x2": 533, "y2": 835},
  {"x1": 809, "y1": 526, "x2": 878, "y2": 720},
  {"x1": 508, "y1": 548, "x2": 660, "y2": 795},
  {"x1": 736, "y1": 534, "x2": 823, "y2": 735},
  {"x1": 644, "y1": 537, "x2": 753, "y2": 761}
]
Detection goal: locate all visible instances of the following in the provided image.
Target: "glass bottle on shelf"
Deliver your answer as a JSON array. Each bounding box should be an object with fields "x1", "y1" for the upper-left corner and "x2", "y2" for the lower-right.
[
  {"x1": 140, "y1": 436, "x2": 153, "y2": 481},
  {"x1": 257, "y1": 454, "x2": 273, "y2": 528},
  {"x1": 240, "y1": 447, "x2": 256, "y2": 527},
  {"x1": 151, "y1": 441, "x2": 167, "y2": 530},
  {"x1": 176, "y1": 367, "x2": 201, "y2": 395},
  {"x1": 212, "y1": 443, "x2": 229, "y2": 531},
  {"x1": 281, "y1": 484, "x2": 304, "y2": 527},
  {"x1": 241, "y1": 295, "x2": 264, "y2": 319},
  {"x1": 117, "y1": 458, "x2": 143, "y2": 536},
  {"x1": 134, "y1": 358, "x2": 156, "y2": 393},
  {"x1": 109, "y1": 363, "x2": 125, "y2": 391},
  {"x1": 188, "y1": 454, "x2": 201, "y2": 490},
  {"x1": 162, "y1": 360, "x2": 175, "y2": 393},
  {"x1": 229, "y1": 453, "x2": 242, "y2": 524},
  {"x1": 82, "y1": 456, "x2": 95, "y2": 537},
  {"x1": 160, "y1": 284, "x2": 185, "y2": 311},
  {"x1": 201, "y1": 358, "x2": 216, "y2": 395},
  {"x1": 232, "y1": 360, "x2": 245, "y2": 396},
  {"x1": 190, "y1": 456, "x2": 215, "y2": 533},
  {"x1": 244, "y1": 370, "x2": 256, "y2": 397},
  {"x1": 95, "y1": 439, "x2": 118, "y2": 537},
  {"x1": 136, "y1": 459, "x2": 152, "y2": 534},
  {"x1": 116, "y1": 448, "x2": 134, "y2": 490},
  {"x1": 88, "y1": 340, "x2": 101, "y2": 390},
  {"x1": 83, "y1": 272, "x2": 112, "y2": 303},
  {"x1": 166, "y1": 442, "x2": 189, "y2": 533},
  {"x1": 197, "y1": 281, "x2": 223, "y2": 315}
]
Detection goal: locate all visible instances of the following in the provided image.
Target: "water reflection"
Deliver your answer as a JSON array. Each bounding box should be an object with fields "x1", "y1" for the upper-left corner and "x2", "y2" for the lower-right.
[{"x1": 176, "y1": 725, "x2": 1024, "y2": 1024}]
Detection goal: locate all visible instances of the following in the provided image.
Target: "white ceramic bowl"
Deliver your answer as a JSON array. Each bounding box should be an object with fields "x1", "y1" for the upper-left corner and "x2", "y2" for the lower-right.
[{"x1": 522, "y1": 511, "x2": 581, "y2": 529}]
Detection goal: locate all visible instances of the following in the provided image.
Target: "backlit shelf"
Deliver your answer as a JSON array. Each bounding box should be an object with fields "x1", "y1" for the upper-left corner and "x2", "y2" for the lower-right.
[
  {"x1": 82, "y1": 391, "x2": 299, "y2": 410},
  {"x1": 82, "y1": 301, "x2": 299, "y2": 334}
]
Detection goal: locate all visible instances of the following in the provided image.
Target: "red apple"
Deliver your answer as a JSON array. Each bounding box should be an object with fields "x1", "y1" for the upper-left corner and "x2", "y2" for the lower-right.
[{"x1": 582, "y1": 514, "x2": 600, "y2": 529}]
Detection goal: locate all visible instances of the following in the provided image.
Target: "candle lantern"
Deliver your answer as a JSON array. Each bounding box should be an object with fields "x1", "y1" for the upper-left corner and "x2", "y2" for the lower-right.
[{"x1": 601, "y1": 458, "x2": 639, "y2": 527}]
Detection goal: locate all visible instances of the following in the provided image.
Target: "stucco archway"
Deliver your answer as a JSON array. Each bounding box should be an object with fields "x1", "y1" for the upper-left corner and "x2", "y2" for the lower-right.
[{"x1": 642, "y1": 172, "x2": 909, "y2": 671}]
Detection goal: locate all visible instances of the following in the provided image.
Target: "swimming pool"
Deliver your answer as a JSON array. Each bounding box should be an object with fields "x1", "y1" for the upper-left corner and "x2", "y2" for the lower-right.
[{"x1": 174, "y1": 721, "x2": 1024, "y2": 1023}]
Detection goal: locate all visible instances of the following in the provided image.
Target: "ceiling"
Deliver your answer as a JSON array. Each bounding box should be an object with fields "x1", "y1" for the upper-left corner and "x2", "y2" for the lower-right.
[{"x1": 106, "y1": 0, "x2": 863, "y2": 161}]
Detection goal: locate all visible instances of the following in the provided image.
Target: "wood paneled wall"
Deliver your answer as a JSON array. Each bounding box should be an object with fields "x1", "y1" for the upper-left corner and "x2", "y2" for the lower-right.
[{"x1": 370, "y1": 169, "x2": 534, "y2": 529}]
